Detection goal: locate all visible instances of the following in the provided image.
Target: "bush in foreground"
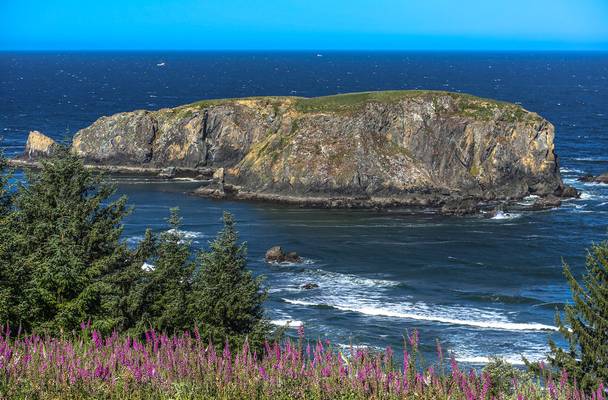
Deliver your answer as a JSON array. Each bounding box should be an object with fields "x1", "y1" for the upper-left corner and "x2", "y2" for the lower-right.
[{"x1": 0, "y1": 327, "x2": 603, "y2": 400}]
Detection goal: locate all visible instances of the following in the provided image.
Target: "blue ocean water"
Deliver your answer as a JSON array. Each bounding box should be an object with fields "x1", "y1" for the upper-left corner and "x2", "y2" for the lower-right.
[{"x1": 1, "y1": 51, "x2": 607, "y2": 364}]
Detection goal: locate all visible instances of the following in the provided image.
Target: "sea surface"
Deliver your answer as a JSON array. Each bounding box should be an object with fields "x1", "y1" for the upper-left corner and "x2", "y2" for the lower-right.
[{"x1": 1, "y1": 52, "x2": 607, "y2": 365}]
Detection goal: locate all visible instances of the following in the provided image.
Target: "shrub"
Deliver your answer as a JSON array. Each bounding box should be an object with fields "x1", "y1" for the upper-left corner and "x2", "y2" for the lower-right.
[{"x1": 483, "y1": 356, "x2": 534, "y2": 397}]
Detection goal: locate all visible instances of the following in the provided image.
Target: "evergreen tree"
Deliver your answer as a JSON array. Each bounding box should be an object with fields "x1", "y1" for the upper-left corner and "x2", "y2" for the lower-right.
[
  {"x1": 0, "y1": 150, "x2": 19, "y2": 324},
  {"x1": 188, "y1": 212, "x2": 270, "y2": 349},
  {"x1": 548, "y1": 241, "x2": 608, "y2": 390},
  {"x1": 129, "y1": 208, "x2": 195, "y2": 334},
  {"x1": 4, "y1": 147, "x2": 134, "y2": 333},
  {"x1": 0, "y1": 150, "x2": 11, "y2": 215}
]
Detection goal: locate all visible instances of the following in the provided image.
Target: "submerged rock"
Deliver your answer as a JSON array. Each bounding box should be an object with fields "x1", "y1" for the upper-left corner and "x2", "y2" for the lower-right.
[
  {"x1": 265, "y1": 246, "x2": 302, "y2": 263},
  {"x1": 27, "y1": 91, "x2": 574, "y2": 210}
]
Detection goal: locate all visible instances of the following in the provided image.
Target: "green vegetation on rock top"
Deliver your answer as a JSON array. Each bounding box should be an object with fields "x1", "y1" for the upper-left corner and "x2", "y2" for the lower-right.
[{"x1": 169, "y1": 90, "x2": 535, "y2": 122}]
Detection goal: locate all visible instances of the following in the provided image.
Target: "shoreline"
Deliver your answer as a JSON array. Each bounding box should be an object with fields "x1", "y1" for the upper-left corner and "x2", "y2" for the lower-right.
[{"x1": 10, "y1": 158, "x2": 574, "y2": 214}]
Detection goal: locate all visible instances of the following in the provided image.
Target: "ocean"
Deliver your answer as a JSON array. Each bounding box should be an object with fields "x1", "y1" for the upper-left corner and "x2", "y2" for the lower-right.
[{"x1": 1, "y1": 51, "x2": 607, "y2": 365}]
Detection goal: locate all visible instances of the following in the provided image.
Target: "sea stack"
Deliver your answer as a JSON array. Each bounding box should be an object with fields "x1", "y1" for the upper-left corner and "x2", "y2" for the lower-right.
[
  {"x1": 24, "y1": 131, "x2": 56, "y2": 159},
  {"x1": 28, "y1": 91, "x2": 575, "y2": 210}
]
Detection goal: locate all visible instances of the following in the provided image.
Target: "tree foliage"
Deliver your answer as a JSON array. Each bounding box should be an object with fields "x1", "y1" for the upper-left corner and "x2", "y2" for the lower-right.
[
  {"x1": 548, "y1": 241, "x2": 608, "y2": 391},
  {"x1": 188, "y1": 212, "x2": 270, "y2": 349},
  {"x1": 0, "y1": 147, "x2": 135, "y2": 333},
  {"x1": 128, "y1": 209, "x2": 195, "y2": 335},
  {"x1": 0, "y1": 148, "x2": 269, "y2": 347}
]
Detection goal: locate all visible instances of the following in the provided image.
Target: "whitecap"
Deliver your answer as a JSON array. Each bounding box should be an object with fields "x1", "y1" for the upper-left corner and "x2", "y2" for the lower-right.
[
  {"x1": 307, "y1": 269, "x2": 401, "y2": 288},
  {"x1": 454, "y1": 355, "x2": 531, "y2": 365},
  {"x1": 490, "y1": 211, "x2": 521, "y2": 220},
  {"x1": 270, "y1": 319, "x2": 303, "y2": 328},
  {"x1": 283, "y1": 298, "x2": 556, "y2": 332},
  {"x1": 560, "y1": 167, "x2": 584, "y2": 174},
  {"x1": 165, "y1": 229, "x2": 205, "y2": 239},
  {"x1": 266, "y1": 258, "x2": 316, "y2": 267}
]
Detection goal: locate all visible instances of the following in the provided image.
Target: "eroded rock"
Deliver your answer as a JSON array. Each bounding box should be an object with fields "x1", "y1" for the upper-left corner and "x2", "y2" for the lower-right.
[
  {"x1": 24, "y1": 131, "x2": 56, "y2": 159},
  {"x1": 265, "y1": 246, "x2": 302, "y2": 263},
  {"x1": 59, "y1": 91, "x2": 571, "y2": 209}
]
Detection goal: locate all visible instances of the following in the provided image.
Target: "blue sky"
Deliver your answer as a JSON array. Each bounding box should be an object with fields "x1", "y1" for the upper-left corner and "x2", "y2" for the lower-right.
[{"x1": 1, "y1": 0, "x2": 607, "y2": 50}]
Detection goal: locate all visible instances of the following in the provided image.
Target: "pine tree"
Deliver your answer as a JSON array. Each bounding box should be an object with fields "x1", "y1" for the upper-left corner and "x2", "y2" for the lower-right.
[
  {"x1": 5, "y1": 147, "x2": 134, "y2": 333},
  {"x1": 188, "y1": 212, "x2": 270, "y2": 349},
  {"x1": 129, "y1": 208, "x2": 195, "y2": 334},
  {"x1": 0, "y1": 150, "x2": 11, "y2": 215},
  {"x1": 0, "y1": 150, "x2": 19, "y2": 323},
  {"x1": 548, "y1": 241, "x2": 608, "y2": 391}
]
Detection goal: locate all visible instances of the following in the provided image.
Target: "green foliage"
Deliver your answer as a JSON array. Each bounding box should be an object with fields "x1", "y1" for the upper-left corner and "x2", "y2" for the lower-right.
[
  {"x1": 0, "y1": 150, "x2": 11, "y2": 215},
  {"x1": 0, "y1": 147, "x2": 135, "y2": 333},
  {"x1": 548, "y1": 241, "x2": 608, "y2": 391},
  {"x1": 188, "y1": 212, "x2": 270, "y2": 349},
  {"x1": 0, "y1": 148, "x2": 270, "y2": 348},
  {"x1": 128, "y1": 208, "x2": 196, "y2": 335},
  {"x1": 483, "y1": 357, "x2": 533, "y2": 397}
]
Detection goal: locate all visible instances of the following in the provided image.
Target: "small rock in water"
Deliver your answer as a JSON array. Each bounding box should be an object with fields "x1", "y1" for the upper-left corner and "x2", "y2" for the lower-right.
[
  {"x1": 265, "y1": 246, "x2": 302, "y2": 263},
  {"x1": 301, "y1": 283, "x2": 319, "y2": 290},
  {"x1": 578, "y1": 172, "x2": 608, "y2": 184}
]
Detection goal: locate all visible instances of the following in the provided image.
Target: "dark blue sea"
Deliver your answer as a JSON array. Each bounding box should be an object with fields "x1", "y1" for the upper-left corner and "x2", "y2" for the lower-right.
[{"x1": 1, "y1": 52, "x2": 607, "y2": 365}]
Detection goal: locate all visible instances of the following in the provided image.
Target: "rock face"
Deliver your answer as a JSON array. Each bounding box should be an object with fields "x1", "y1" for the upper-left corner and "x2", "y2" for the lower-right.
[
  {"x1": 67, "y1": 91, "x2": 571, "y2": 208},
  {"x1": 24, "y1": 131, "x2": 56, "y2": 158}
]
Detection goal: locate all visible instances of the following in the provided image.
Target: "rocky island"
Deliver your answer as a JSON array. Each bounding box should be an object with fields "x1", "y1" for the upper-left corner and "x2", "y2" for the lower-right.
[{"x1": 16, "y1": 90, "x2": 577, "y2": 213}]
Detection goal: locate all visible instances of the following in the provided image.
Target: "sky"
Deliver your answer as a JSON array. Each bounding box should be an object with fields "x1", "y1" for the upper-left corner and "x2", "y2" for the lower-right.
[{"x1": 1, "y1": 0, "x2": 608, "y2": 51}]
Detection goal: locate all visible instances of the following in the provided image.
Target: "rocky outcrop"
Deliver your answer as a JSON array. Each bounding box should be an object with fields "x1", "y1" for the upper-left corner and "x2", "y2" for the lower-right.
[
  {"x1": 24, "y1": 131, "x2": 56, "y2": 159},
  {"x1": 301, "y1": 283, "x2": 319, "y2": 290},
  {"x1": 265, "y1": 246, "x2": 302, "y2": 263},
  {"x1": 52, "y1": 91, "x2": 573, "y2": 209},
  {"x1": 578, "y1": 173, "x2": 608, "y2": 184}
]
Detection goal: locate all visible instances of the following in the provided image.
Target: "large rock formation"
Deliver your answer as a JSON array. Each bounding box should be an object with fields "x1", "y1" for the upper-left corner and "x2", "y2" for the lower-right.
[
  {"x1": 61, "y1": 91, "x2": 573, "y2": 208},
  {"x1": 24, "y1": 131, "x2": 56, "y2": 159}
]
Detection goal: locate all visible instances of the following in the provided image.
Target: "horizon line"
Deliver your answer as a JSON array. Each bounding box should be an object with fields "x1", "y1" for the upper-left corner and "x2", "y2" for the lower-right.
[{"x1": 2, "y1": 48, "x2": 608, "y2": 53}]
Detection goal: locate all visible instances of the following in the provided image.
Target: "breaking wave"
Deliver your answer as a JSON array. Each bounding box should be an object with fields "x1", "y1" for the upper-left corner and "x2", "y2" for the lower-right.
[
  {"x1": 490, "y1": 211, "x2": 522, "y2": 220},
  {"x1": 282, "y1": 298, "x2": 556, "y2": 332}
]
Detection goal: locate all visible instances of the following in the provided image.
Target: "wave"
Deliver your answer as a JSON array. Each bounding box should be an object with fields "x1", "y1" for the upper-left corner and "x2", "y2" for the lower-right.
[
  {"x1": 560, "y1": 167, "x2": 585, "y2": 174},
  {"x1": 270, "y1": 319, "x2": 303, "y2": 328},
  {"x1": 266, "y1": 258, "x2": 316, "y2": 267},
  {"x1": 490, "y1": 211, "x2": 521, "y2": 220},
  {"x1": 455, "y1": 355, "x2": 533, "y2": 365},
  {"x1": 268, "y1": 286, "x2": 305, "y2": 294},
  {"x1": 282, "y1": 299, "x2": 556, "y2": 332},
  {"x1": 578, "y1": 192, "x2": 608, "y2": 201},
  {"x1": 572, "y1": 157, "x2": 608, "y2": 162},
  {"x1": 165, "y1": 229, "x2": 205, "y2": 239},
  {"x1": 317, "y1": 269, "x2": 400, "y2": 288}
]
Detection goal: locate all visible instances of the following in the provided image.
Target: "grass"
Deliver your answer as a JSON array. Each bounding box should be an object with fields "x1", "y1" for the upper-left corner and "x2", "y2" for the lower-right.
[{"x1": 156, "y1": 90, "x2": 537, "y2": 123}]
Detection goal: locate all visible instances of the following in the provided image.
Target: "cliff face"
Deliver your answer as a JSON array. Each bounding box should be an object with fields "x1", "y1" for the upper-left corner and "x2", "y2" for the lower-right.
[{"x1": 69, "y1": 91, "x2": 567, "y2": 206}]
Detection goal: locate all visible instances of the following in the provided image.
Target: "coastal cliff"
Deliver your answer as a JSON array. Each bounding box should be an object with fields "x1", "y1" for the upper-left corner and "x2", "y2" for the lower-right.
[{"x1": 25, "y1": 91, "x2": 575, "y2": 210}]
